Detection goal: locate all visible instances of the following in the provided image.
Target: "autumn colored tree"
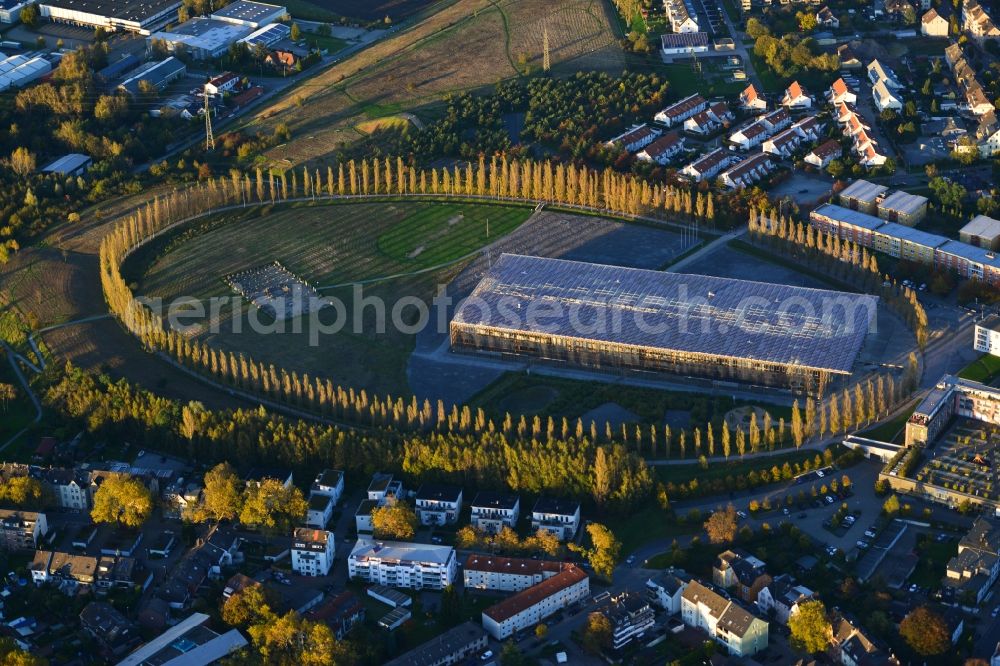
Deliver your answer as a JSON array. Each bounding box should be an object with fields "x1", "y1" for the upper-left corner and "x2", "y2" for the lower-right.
[
  {"x1": 239, "y1": 479, "x2": 308, "y2": 536},
  {"x1": 899, "y1": 606, "x2": 950, "y2": 656},
  {"x1": 91, "y1": 475, "x2": 154, "y2": 528},
  {"x1": 222, "y1": 584, "x2": 275, "y2": 628},
  {"x1": 570, "y1": 523, "x2": 621, "y2": 581},
  {"x1": 0, "y1": 476, "x2": 45, "y2": 507},
  {"x1": 371, "y1": 498, "x2": 418, "y2": 541},
  {"x1": 581, "y1": 612, "x2": 612, "y2": 655},
  {"x1": 788, "y1": 600, "x2": 831, "y2": 653},
  {"x1": 704, "y1": 504, "x2": 738, "y2": 544},
  {"x1": 188, "y1": 462, "x2": 243, "y2": 524}
]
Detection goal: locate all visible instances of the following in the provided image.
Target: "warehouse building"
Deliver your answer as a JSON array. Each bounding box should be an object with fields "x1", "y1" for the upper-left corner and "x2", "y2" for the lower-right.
[
  {"x1": 210, "y1": 0, "x2": 285, "y2": 27},
  {"x1": 41, "y1": 153, "x2": 92, "y2": 176},
  {"x1": 117, "y1": 56, "x2": 185, "y2": 96},
  {"x1": 0, "y1": 55, "x2": 51, "y2": 92},
  {"x1": 0, "y1": 0, "x2": 31, "y2": 23},
  {"x1": 148, "y1": 17, "x2": 252, "y2": 59},
  {"x1": 238, "y1": 21, "x2": 290, "y2": 47},
  {"x1": 450, "y1": 254, "x2": 877, "y2": 393},
  {"x1": 39, "y1": 0, "x2": 181, "y2": 34}
]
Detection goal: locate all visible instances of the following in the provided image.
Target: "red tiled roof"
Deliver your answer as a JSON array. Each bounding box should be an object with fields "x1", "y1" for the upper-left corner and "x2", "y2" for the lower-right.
[
  {"x1": 831, "y1": 78, "x2": 848, "y2": 96},
  {"x1": 483, "y1": 566, "x2": 587, "y2": 622},
  {"x1": 810, "y1": 139, "x2": 842, "y2": 159},
  {"x1": 786, "y1": 81, "x2": 805, "y2": 99}
]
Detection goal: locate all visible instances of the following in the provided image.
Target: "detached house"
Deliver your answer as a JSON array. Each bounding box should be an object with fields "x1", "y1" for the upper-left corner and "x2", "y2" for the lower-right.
[
  {"x1": 739, "y1": 84, "x2": 767, "y2": 112},
  {"x1": 646, "y1": 568, "x2": 690, "y2": 614},
  {"x1": 681, "y1": 580, "x2": 769, "y2": 657},
  {"x1": 713, "y1": 549, "x2": 771, "y2": 603},
  {"x1": 816, "y1": 6, "x2": 839, "y2": 27},
  {"x1": 781, "y1": 81, "x2": 812, "y2": 109},
  {"x1": 470, "y1": 491, "x2": 519, "y2": 533},
  {"x1": 530, "y1": 498, "x2": 580, "y2": 541},
  {"x1": 414, "y1": 484, "x2": 463, "y2": 525},
  {"x1": 921, "y1": 8, "x2": 949, "y2": 36},
  {"x1": 756, "y1": 573, "x2": 815, "y2": 624},
  {"x1": 831, "y1": 613, "x2": 899, "y2": 665}
]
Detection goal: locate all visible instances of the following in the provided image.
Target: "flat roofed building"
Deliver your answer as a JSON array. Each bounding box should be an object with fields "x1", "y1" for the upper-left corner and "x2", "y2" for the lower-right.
[
  {"x1": 0, "y1": 0, "x2": 31, "y2": 23},
  {"x1": 39, "y1": 0, "x2": 180, "y2": 34},
  {"x1": 464, "y1": 554, "x2": 567, "y2": 592},
  {"x1": 960, "y1": 215, "x2": 1000, "y2": 249},
  {"x1": 470, "y1": 491, "x2": 519, "y2": 533},
  {"x1": 935, "y1": 239, "x2": 1000, "y2": 285},
  {"x1": 116, "y1": 612, "x2": 248, "y2": 665},
  {"x1": 451, "y1": 254, "x2": 876, "y2": 393},
  {"x1": 210, "y1": 0, "x2": 285, "y2": 27},
  {"x1": 646, "y1": 568, "x2": 690, "y2": 613},
  {"x1": 117, "y1": 57, "x2": 186, "y2": 96},
  {"x1": 348, "y1": 538, "x2": 456, "y2": 590},
  {"x1": 42, "y1": 153, "x2": 91, "y2": 176},
  {"x1": 871, "y1": 221, "x2": 945, "y2": 263},
  {"x1": 601, "y1": 591, "x2": 656, "y2": 649},
  {"x1": 839, "y1": 179, "x2": 888, "y2": 214},
  {"x1": 414, "y1": 484, "x2": 463, "y2": 525},
  {"x1": 0, "y1": 509, "x2": 46, "y2": 550},
  {"x1": 238, "y1": 21, "x2": 290, "y2": 46},
  {"x1": 877, "y1": 190, "x2": 929, "y2": 226},
  {"x1": 291, "y1": 528, "x2": 334, "y2": 576},
  {"x1": 383, "y1": 621, "x2": 487, "y2": 666},
  {"x1": 482, "y1": 565, "x2": 589, "y2": 640},
  {"x1": 310, "y1": 469, "x2": 344, "y2": 504},
  {"x1": 531, "y1": 497, "x2": 581, "y2": 541},
  {"x1": 974, "y1": 314, "x2": 1000, "y2": 356},
  {"x1": 306, "y1": 493, "x2": 334, "y2": 528},
  {"x1": 148, "y1": 18, "x2": 253, "y2": 59}
]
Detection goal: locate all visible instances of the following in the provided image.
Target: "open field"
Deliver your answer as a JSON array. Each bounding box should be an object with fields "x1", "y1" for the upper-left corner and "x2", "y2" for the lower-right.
[
  {"x1": 247, "y1": 0, "x2": 624, "y2": 167},
  {"x1": 958, "y1": 353, "x2": 1000, "y2": 385},
  {"x1": 135, "y1": 200, "x2": 534, "y2": 396},
  {"x1": 305, "y1": 0, "x2": 434, "y2": 22}
]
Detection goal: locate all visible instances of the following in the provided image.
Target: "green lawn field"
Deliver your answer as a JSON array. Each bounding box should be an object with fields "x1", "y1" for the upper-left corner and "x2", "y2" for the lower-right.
[{"x1": 136, "y1": 200, "x2": 534, "y2": 396}]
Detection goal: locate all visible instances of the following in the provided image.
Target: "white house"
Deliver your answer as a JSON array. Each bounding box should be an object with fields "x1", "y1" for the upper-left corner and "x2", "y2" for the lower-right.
[
  {"x1": 720, "y1": 153, "x2": 775, "y2": 189},
  {"x1": 762, "y1": 128, "x2": 805, "y2": 158},
  {"x1": 805, "y1": 139, "x2": 843, "y2": 168},
  {"x1": 291, "y1": 528, "x2": 335, "y2": 577},
  {"x1": 921, "y1": 8, "x2": 949, "y2": 35},
  {"x1": 605, "y1": 124, "x2": 661, "y2": 152},
  {"x1": 681, "y1": 580, "x2": 769, "y2": 657},
  {"x1": 531, "y1": 498, "x2": 580, "y2": 541},
  {"x1": 868, "y1": 59, "x2": 903, "y2": 89},
  {"x1": 481, "y1": 566, "x2": 589, "y2": 640},
  {"x1": 464, "y1": 554, "x2": 568, "y2": 592},
  {"x1": 646, "y1": 569, "x2": 690, "y2": 614},
  {"x1": 470, "y1": 491, "x2": 520, "y2": 533},
  {"x1": 654, "y1": 93, "x2": 708, "y2": 126},
  {"x1": 681, "y1": 147, "x2": 739, "y2": 182},
  {"x1": 357, "y1": 472, "x2": 403, "y2": 533},
  {"x1": 664, "y1": 0, "x2": 699, "y2": 32},
  {"x1": 683, "y1": 101, "x2": 732, "y2": 135},
  {"x1": 348, "y1": 538, "x2": 457, "y2": 590},
  {"x1": 781, "y1": 81, "x2": 812, "y2": 109},
  {"x1": 740, "y1": 84, "x2": 767, "y2": 112},
  {"x1": 0, "y1": 509, "x2": 47, "y2": 549},
  {"x1": 828, "y1": 78, "x2": 857, "y2": 105},
  {"x1": 414, "y1": 484, "x2": 463, "y2": 526},
  {"x1": 306, "y1": 494, "x2": 334, "y2": 529},
  {"x1": 204, "y1": 71, "x2": 239, "y2": 96},
  {"x1": 816, "y1": 6, "x2": 839, "y2": 27},
  {"x1": 636, "y1": 132, "x2": 685, "y2": 164},
  {"x1": 310, "y1": 469, "x2": 344, "y2": 505},
  {"x1": 43, "y1": 469, "x2": 90, "y2": 511},
  {"x1": 873, "y1": 79, "x2": 903, "y2": 112}
]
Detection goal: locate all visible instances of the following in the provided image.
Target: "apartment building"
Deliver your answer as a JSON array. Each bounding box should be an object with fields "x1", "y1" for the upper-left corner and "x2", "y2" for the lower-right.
[
  {"x1": 43, "y1": 468, "x2": 91, "y2": 511},
  {"x1": 531, "y1": 498, "x2": 581, "y2": 541},
  {"x1": 470, "y1": 491, "x2": 520, "y2": 533},
  {"x1": 877, "y1": 190, "x2": 928, "y2": 226},
  {"x1": 960, "y1": 215, "x2": 1000, "y2": 250},
  {"x1": 0, "y1": 509, "x2": 47, "y2": 550},
  {"x1": 348, "y1": 538, "x2": 457, "y2": 590},
  {"x1": 601, "y1": 592, "x2": 656, "y2": 649},
  {"x1": 712, "y1": 550, "x2": 771, "y2": 603},
  {"x1": 975, "y1": 315, "x2": 1000, "y2": 356},
  {"x1": 481, "y1": 565, "x2": 589, "y2": 640},
  {"x1": 383, "y1": 621, "x2": 488, "y2": 666},
  {"x1": 414, "y1": 484, "x2": 463, "y2": 526},
  {"x1": 646, "y1": 568, "x2": 690, "y2": 614},
  {"x1": 357, "y1": 472, "x2": 405, "y2": 533},
  {"x1": 943, "y1": 517, "x2": 1000, "y2": 603},
  {"x1": 463, "y1": 554, "x2": 566, "y2": 592},
  {"x1": 681, "y1": 580, "x2": 769, "y2": 657},
  {"x1": 291, "y1": 528, "x2": 335, "y2": 577},
  {"x1": 839, "y1": 179, "x2": 888, "y2": 214},
  {"x1": 306, "y1": 494, "x2": 334, "y2": 529},
  {"x1": 310, "y1": 469, "x2": 344, "y2": 505}
]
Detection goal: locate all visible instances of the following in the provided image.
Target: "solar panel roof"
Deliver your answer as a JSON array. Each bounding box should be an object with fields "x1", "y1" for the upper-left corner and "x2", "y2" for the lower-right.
[{"x1": 452, "y1": 254, "x2": 877, "y2": 374}]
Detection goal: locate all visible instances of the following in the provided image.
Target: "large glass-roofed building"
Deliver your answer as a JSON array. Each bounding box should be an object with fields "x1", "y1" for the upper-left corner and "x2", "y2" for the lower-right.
[{"x1": 450, "y1": 254, "x2": 877, "y2": 393}]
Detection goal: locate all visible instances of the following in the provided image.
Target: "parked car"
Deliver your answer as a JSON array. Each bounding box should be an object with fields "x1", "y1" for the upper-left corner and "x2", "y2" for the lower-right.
[
  {"x1": 481, "y1": 650, "x2": 495, "y2": 661},
  {"x1": 736, "y1": 511, "x2": 747, "y2": 519},
  {"x1": 864, "y1": 529, "x2": 876, "y2": 538},
  {"x1": 825, "y1": 495, "x2": 835, "y2": 504},
  {"x1": 856, "y1": 540, "x2": 869, "y2": 549}
]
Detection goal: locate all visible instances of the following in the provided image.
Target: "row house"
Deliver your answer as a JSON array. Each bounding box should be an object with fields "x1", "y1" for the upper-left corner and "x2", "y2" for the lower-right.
[
  {"x1": 762, "y1": 127, "x2": 806, "y2": 157},
  {"x1": 605, "y1": 124, "x2": 661, "y2": 152},
  {"x1": 963, "y1": 0, "x2": 1000, "y2": 41},
  {"x1": 828, "y1": 78, "x2": 857, "y2": 106},
  {"x1": 729, "y1": 109, "x2": 790, "y2": 150},
  {"x1": 414, "y1": 484, "x2": 463, "y2": 525},
  {"x1": 31, "y1": 551, "x2": 97, "y2": 592},
  {"x1": 463, "y1": 554, "x2": 567, "y2": 592},
  {"x1": 720, "y1": 153, "x2": 775, "y2": 189},
  {"x1": 664, "y1": 0, "x2": 700, "y2": 32},
  {"x1": 681, "y1": 147, "x2": 740, "y2": 182},
  {"x1": 805, "y1": 139, "x2": 843, "y2": 168},
  {"x1": 0, "y1": 509, "x2": 46, "y2": 550},
  {"x1": 481, "y1": 565, "x2": 589, "y2": 640},
  {"x1": 739, "y1": 84, "x2": 767, "y2": 113},
  {"x1": 755, "y1": 573, "x2": 815, "y2": 624},
  {"x1": 654, "y1": 93, "x2": 708, "y2": 127},
  {"x1": 348, "y1": 538, "x2": 457, "y2": 590},
  {"x1": 470, "y1": 491, "x2": 520, "y2": 533},
  {"x1": 530, "y1": 497, "x2": 580, "y2": 541},
  {"x1": 975, "y1": 111, "x2": 1000, "y2": 156},
  {"x1": 681, "y1": 580, "x2": 769, "y2": 657},
  {"x1": 636, "y1": 131, "x2": 685, "y2": 164},
  {"x1": 781, "y1": 81, "x2": 812, "y2": 109},
  {"x1": 946, "y1": 44, "x2": 994, "y2": 116},
  {"x1": 712, "y1": 549, "x2": 770, "y2": 603},
  {"x1": 683, "y1": 101, "x2": 733, "y2": 135}
]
